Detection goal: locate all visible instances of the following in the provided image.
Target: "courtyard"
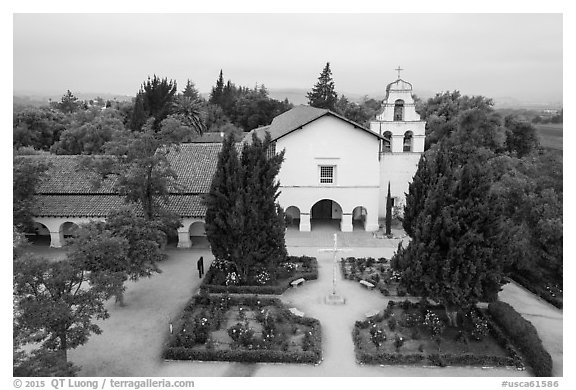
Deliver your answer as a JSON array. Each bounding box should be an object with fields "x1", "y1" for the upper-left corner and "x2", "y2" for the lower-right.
[{"x1": 58, "y1": 233, "x2": 562, "y2": 377}]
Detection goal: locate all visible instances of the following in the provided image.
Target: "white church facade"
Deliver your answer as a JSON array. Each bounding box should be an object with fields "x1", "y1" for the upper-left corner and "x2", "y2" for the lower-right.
[
  {"x1": 27, "y1": 75, "x2": 425, "y2": 247},
  {"x1": 248, "y1": 75, "x2": 426, "y2": 232}
]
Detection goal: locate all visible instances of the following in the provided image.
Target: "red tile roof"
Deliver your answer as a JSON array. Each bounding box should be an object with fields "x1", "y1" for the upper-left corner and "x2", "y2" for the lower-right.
[
  {"x1": 246, "y1": 105, "x2": 383, "y2": 142},
  {"x1": 23, "y1": 143, "x2": 221, "y2": 218}
]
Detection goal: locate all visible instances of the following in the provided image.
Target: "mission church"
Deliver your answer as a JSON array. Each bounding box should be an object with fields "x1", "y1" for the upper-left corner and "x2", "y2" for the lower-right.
[{"x1": 29, "y1": 73, "x2": 426, "y2": 248}]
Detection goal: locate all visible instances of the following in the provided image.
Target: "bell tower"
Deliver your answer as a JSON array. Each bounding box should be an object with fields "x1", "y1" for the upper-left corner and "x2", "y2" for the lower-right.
[{"x1": 371, "y1": 68, "x2": 426, "y2": 218}]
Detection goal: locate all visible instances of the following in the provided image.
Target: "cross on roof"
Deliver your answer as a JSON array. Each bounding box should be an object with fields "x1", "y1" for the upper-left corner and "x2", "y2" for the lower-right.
[{"x1": 395, "y1": 66, "x2": 404, "y2": 79}]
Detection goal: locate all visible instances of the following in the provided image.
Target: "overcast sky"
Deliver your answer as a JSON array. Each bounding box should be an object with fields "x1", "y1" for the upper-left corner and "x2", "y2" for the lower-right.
[{"x1": 13, "y1": 13, "x2": 563, "y2": 103}]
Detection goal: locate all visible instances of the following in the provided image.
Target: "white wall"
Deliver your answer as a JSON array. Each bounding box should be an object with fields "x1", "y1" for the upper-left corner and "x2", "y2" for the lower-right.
[
  {"x1": 276, "y1": 115, "x2": 381, "y2": 231},
  {"x1": 378, "y1": 153, "x2": 421, "y2": 218}
]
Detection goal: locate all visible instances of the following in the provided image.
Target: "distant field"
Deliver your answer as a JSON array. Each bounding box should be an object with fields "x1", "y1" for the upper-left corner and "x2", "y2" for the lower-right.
[{"x1": 534, "y1": 123, "x2": 563, "y2": 150}]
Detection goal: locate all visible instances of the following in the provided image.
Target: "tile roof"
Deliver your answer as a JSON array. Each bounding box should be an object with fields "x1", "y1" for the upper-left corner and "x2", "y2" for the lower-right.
[
  {"x1": 22, "y1": 143, "x2": 221, "y2": 218},
  {"x1": 25, "y1": 143, "x2": 223, "y2": 195},
  {"x1": 247, "y1": 105, "x2": 382, "y2": 142},
  {"x1": 34, "y1": 194, "x2": 207, "y2": 218}
]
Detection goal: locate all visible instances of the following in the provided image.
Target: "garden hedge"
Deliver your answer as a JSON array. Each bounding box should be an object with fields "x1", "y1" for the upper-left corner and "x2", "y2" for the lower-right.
[{"x1": 488, "y1": 301, "x2": 553, "y2": 377}]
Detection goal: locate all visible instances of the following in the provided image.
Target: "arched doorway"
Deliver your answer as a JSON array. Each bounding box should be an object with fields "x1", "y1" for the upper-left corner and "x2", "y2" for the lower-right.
[
  {"x1": 285, "y1": 206, "x2": 301, "y2": 230},
  {"x1": 28, "y1": 222, "x2": 51, "y2": 246},
  {"x1": 352, "y1": 206, "x2": 368, "y2": 231},
  {"x1": 165, "y1": 227, "x2": 179, "y2": 248},
  {"x1": 60, "y1": 222, "x2": 80, "y2": 244},
  {"x1": 310, "y1": 199, "x2": 342, "y2": 231},
  {"x1": 189, "y1": 221, "x2": 209, "y2": 247}
]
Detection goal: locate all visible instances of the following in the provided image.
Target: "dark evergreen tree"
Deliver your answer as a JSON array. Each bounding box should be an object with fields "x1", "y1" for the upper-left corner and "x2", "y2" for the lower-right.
[
  {"x1": 385, "y1": 182, "x2": 392, "y2": 235},
  {"x1": 129, "y1": 75, "x2": 178, "y2": 132},
  {"x1": 209, "y1": 70, "x2": 225, "y2": 106},
  {"x1": 392, "y1": 147, "x2": 510, "y2": 325},
  {"x1": 307, "y1": 62, "x2": 338, "y2": 111},
  {"x1": 205, "y1": 133, "x2": 243, "y2": 265},
  {"x1": 182, "y1": 79, "x2": 202, "y2": 101},
  {"x1": 56, "y1": 90, "x2": 81, "y2": 114},
  {"x1": 205, "y1": 132, "x2": 287, "y2": 282}
]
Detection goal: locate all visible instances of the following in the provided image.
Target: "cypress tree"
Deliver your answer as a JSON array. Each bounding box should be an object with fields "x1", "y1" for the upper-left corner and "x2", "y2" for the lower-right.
[
  {"x1": 385, "y1": 182, "x2": 392, "y2": 235},
  {"x1": 205, "y1": 132, "x2": 287, "y2": 282},
  {"x1": 205, "y1": 133, "x2": 243, "y2": 264}
]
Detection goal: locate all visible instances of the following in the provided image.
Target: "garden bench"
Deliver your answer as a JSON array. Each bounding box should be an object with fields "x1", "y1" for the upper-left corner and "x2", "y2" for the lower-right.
[
  {"x1": 360, "y1": 280, "x2": 375, "y2": 290},
  {"x1": 289, "y1": 308, "x2": 305, "y2": 317},
  {"x1": 365, "y1": 309, "x2": 380, "y2": 318},
  {"x1": 290, "y1": 278, "x2": 305, "y2": 287}
]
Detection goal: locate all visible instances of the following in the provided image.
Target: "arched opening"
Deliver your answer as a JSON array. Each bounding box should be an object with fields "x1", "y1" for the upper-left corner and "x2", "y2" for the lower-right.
[
  {"x1": 403, "y1": 131, "x2": 413, "y2": 152},
  {"x1": 310, "y1": 199, "x2": 342, "y2": 231},
  {"x1": 27, "y1": 222, "x2": 51, "y2": 246},
  {"x1": 352, "y1": 206, "x2": 368, "y2": 231},
  {"x1": 189, "y1": 221, "x2": 209, "y2": 247},
  {"x1": 165, "y1": 227, "x2": 179, "y2": 248},
  {"x1": 382, "y1": 131, "x2": 392, "y2": 152},
  {"x1": 394, "y1": 99, "x2": 405, "y2": 121},
  {"x1": 285, "y1": 206, "x2": 301, "y2": 230},
  {"x1": 60, "y1": 222, "x2": 80, "y2": 244}
]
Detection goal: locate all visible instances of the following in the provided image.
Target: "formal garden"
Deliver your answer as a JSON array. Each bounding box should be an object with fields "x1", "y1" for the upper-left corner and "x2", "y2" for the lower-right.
[
  {"x1": 200, "y1": 255, "x2": 318, "y2": 294},
  {"x1": 163, "y1": 292, "x2": 322, "y2": 364}
]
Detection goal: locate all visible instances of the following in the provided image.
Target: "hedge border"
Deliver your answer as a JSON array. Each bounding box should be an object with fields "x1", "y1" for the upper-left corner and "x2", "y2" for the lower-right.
[
  {"x1": 352, "y1": 301, "x2": 524, "y2": 370},
  {"x1": 488, "y1": 301, "x2": 553, "y2": 377},
  {"x1": 200, "y1": 256, "x2": 318, "y2": 295},
  {"x1": 164, "y1": 294, "x2": 322, "y2": 364}
]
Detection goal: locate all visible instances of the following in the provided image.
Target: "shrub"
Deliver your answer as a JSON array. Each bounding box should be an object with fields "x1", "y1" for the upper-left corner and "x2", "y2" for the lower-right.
[
  {"x1": 388, "y1": 317, "x2": 397, "y2": 331},
  {"x1": 488, "y1": 301, "x2": 553, "y2": 377},
  {"x1": 369, "y1": 324, "x2": 387, "y2": 349},
  {"x1": 423, "y1": 310, "x2": 445, "y2": 337},
  {"x1": 227, "y1": 321, "x2": 255, "y2": 348},
  {"x1": 393, "y1": 334, "x2": 405, "y2": 352}
]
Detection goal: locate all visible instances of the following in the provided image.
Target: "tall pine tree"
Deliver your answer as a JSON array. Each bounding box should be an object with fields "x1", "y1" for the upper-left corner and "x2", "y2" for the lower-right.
[
  {"x1": 209, "y1": 70, "x2": 225, "y2": 106},
  {"x1": 307, "y1": 62, "x2": 338, "y2": 111}
]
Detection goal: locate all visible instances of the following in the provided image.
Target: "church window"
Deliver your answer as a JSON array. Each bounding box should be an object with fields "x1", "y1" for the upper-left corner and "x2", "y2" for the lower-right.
[
  {"x1": 319, "y1": 165, "x2": 335, "y2": 184},
  {"x1": 403, "y1": 131, "x2": 413, "y2": 152},
  {"x1": 266, "y1": 142, "x2": 276, "y2": 159},
  {"x1": 394, "y1": 99, "x2": 405, "y2": 121},
  {"x1": 383, "y1": 131, "x2": 392, "y2": 152}
]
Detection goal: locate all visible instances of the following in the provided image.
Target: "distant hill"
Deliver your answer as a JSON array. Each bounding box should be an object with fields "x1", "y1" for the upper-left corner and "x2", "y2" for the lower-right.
[{"x1": 13, "y1": 92, "x2": 134, "y2": 108}]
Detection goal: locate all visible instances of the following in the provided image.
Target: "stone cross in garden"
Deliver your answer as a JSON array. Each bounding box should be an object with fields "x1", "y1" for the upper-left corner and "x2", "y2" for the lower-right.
[{"x1": 318, "y1": 233, "x2": 351, "y2": 305}]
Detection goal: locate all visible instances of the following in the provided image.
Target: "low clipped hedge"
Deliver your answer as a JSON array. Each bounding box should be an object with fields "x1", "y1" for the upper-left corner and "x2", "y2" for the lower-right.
[
  {"x1": 488, "y1": 301, "x2": 553, "y2": 377},
  {"x1": 200, "y1": 256, "x2": 318, "y2": 295},
  {"x1": 164, "y1": 347, "x2": 320, "y2": 364},
  {"x1": 164, "y1": 294, "x2": 322, "y2": 364}
]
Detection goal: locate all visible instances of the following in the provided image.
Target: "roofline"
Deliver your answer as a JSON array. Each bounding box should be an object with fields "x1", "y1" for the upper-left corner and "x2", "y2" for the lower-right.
[{"x1": 273, "y1": 109, "x2": 384, "y2": 142}]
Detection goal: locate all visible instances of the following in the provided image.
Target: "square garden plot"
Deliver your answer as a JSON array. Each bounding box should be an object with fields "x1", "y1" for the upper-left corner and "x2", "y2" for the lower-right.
[
  {"x1": 201, "y1": 255, "x2": 318, "y2": 295},
  {"x1": 341, "y1": 257, "x2": 406, "y2": 296},
  {"x1": 163, "y1": 293, "x2": 322, "y2": 364},
  {"x1": 353, "y1": 300, "x2": 524, "y2": 369}
]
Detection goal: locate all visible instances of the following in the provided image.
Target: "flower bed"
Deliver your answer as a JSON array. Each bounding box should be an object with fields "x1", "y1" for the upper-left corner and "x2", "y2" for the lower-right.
[
  {"x1": 201, "y1": 256, "x2": 318, "y2": 295},
  {"x1": 340, "y1": 257, "x2": 407, "y2": 296},
  {"x1": 163, "y1": 293, "x2": 322, "y2": 364},
  {"x1": 352, "y1": 299, "x2": 524, "y2": 370}
]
